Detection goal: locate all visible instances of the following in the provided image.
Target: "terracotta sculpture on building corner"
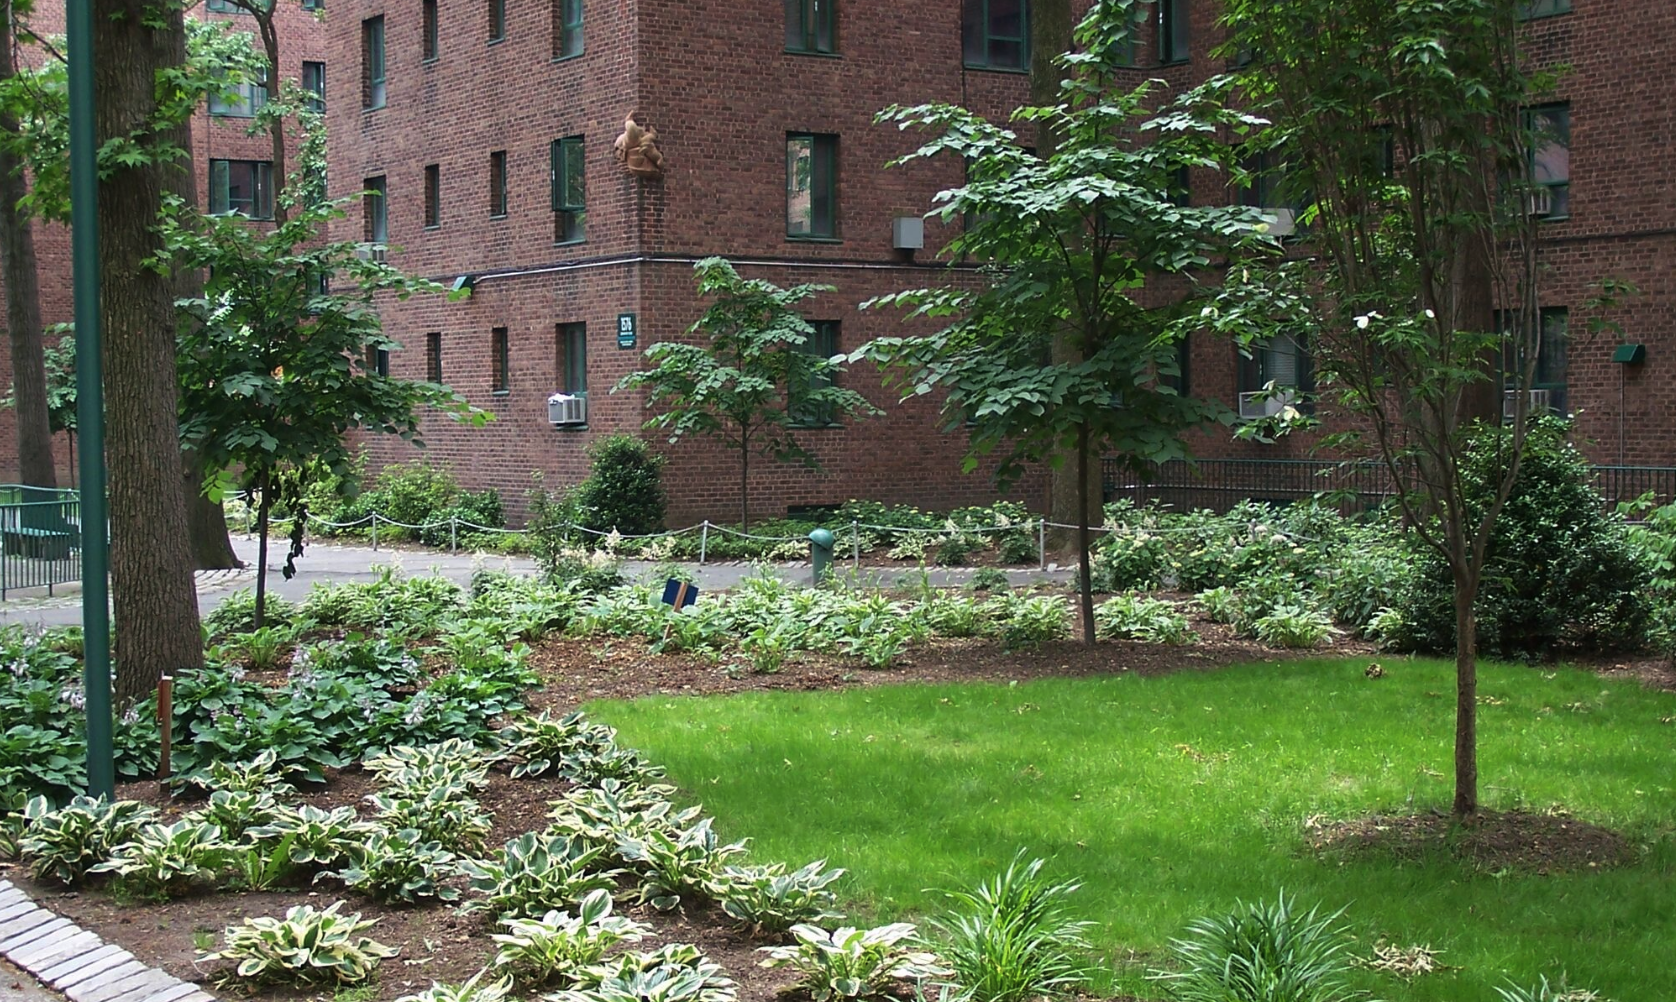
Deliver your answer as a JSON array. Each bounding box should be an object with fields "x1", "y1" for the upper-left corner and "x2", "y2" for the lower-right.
[{"x1": 614, "y1": 114, "x2": 666, "y2": 178}]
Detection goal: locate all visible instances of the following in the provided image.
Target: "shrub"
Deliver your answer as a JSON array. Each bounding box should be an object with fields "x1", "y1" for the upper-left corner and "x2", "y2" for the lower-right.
[
  {"x1": 366, "y1": 788, "x2": 493, "y2": 856},
  {"x1": 576, "y1": 434, "x2": 668, "y2": 536},
  {"x1": 1147, "y1": 893, "x2": 1358, "y2": 1002},
  {"x1": 1196, "y1": 587, "x2": 1242, "y2": 626},
  {"x1": 1094, "y1": 595, "x2": 1196, "y2": 645},
  {"x1": 927, "y1": 853, "x2": 1093, "y2": 1002},
  {"x1": 328, "y1": 828, "x2": 464, "y2": 904},
  {"x1": 1091, "y1": 529, "x2": 1169, "y2": 593},
  {"x1": 988, "y1": 596, "x2": 1069, "y2": 650},
  {"x1": 194, "y1": 789, "x2": 286, "y2": 843},
  {"x1": 1390, "y1": 418, "x2": 1651, "y2": 658},
  {"x1": 363, "y1": 739, "x2": 494, "y2": 796},
  {"x1": 969, "y1": 568, "x2": 1011, "y2": 593},
  {"x1": 463, "y1": 832, "x2": 621, "y2": 919},
  {"x1": 247, "y1": 804, "x2": 380, "y2": 870},
  {"x1": 490, "y1": 888, "x2": 652, "y2": 986},
  {"x1": 1252, "y1": 605, "x2": 1337, "y2": 649},
  {"x1": 201, "y1": 901, "x2": 397, "y2": 984},
  {"x1": 499, "y1": 710, "x2": 618, "y2": 779},
  {"x1": 714, "y1": 859, "x2": 846, "y2": 936},
  {"x1": 759, "y1": 924, "x2": 949, "y2": 1002}
]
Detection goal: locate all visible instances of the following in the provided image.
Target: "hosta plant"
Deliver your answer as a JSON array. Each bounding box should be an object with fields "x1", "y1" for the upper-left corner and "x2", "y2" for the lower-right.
[
  {"x1": 363, "y1": 739, "x2": 494, "y2": 796},
  {"x1": 714, "y1": 860, "x2": 846, "y2": 936},
  {"x1": 91, "y1": 819, "x2": 239, "y2": 897},
  {"x1": 548, "y1": 781, "x2": 697, "y2": 856},
  {"x1": 368, "y1": 787, "x2": 494, "y2": 855},
  {"x1": 554, "y1": 944, "x2": 738, "y2": 1002},
  {"x1": 559, "y1": 738, "x2": 667, "y2": 787},
  {"x1": 618, "y1": 818, "x2": 749, "y2": 910},
  {"x1": 20, "y1": 796, "x2": 159, "y2": 884},
  {"x1": 205, "y1": 749, "x2": 297, "y2": 796},
  {"x1": 1093, "y1": 595, "x2": 1197, "y2": 645},
  {"x1": 1195, "y1": 587, "x2": 1242, "y2": 626},
  {"x1": 462, "y1": 832, "x2": 620, "y2": 919},
  {"x1": 1252, "y1": 605, "x2": 1338, "y2": 650},
  {"x1": 327, "y1": 828, "x2": 464, "y2": 904},
  {"x1": 248, "y1": 804, "x2": 381, "y2": 868},
  {"x1": 201, "y1": 900, "x2": 397, "y2": 984},
  {"x1": 988, "y1": 596, "x2": 1069, "y2": 651},
  {"x1": 926, "y1": 853, "x2": 1093, "y2": 1002},
  {"x1": 490, "y1": 888, "x2": 652, "y2": 986},
  {"x1": 395, "y1": 970, "x2": 516, "y2": 1002},
  {"x1": 193, "y1": 789, "x2": 286, "y2": 843},
  {"x1": 759, "y1": 924, "x2": 949, "y2": 1002},
  {"x1": 498, "y1": 710, "x2": 617, "y2": 779},
  {"x1": 1147, "y1": 893, "x2": 1359, "y2": 1002}
]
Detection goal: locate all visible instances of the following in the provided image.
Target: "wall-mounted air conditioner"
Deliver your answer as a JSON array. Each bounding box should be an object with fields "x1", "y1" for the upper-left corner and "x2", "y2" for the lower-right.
[
  {"x1": 1264, "y1": 207, "x2": 1298, "y2": 238},
  {"x1": 548, "y1": 392, "x2": 587, "y2": 426},
  {"x1": 355, "y1": 243, "x2": 388, "y2": 264},
  {"x1": 1526, "y1": 188, "x2": 1553, "y2": 218},
  {"x1": 892, "y1": 216, "x2": 925, "y2": 250},
  {"x1": 1502, "y1": 388, "x2": 1551, "y2": 422}
]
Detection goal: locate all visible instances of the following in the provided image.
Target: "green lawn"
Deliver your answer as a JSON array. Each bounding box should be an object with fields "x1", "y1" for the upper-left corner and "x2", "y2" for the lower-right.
[{"x1": 591, "y1": 658, "x2": 1676, "y2": 1001}]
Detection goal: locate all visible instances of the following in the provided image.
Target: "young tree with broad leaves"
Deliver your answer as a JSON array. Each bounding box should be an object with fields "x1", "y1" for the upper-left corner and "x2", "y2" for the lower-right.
[
  {"x1": 161, "y1": 165, "x2": 486, "y2": 627},
  {"x1": 1191, "y1": 0, "x2": 1631, "y2": 817},
  {"x1": 617, "y1": 257, "x2": 879, "y2": 530},
  {"x1": 861, "y1": 0, "x2": 1267, "y2": 643}
]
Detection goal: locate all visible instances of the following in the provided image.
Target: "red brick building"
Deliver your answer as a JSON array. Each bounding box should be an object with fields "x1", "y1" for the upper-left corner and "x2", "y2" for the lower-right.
[
  {"x1": 326, "y1": 0, "x2": 1675, "y2": 526},
  {"x1": 0, "y1": 0, "x2": 328, "y2": 485}
]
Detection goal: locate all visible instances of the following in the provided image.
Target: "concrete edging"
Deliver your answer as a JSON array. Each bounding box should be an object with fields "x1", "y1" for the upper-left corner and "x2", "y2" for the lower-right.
[{"x1": 0, "y1": 880, "x2": 214, "y2": 1002}]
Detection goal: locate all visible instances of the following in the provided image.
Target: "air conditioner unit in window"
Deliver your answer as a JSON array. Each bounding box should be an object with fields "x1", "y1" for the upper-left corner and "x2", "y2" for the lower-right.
[
  {"x1": 1263, "y1": 207, "x2": 1297, "y2": 237},
  {"x1": 1502, "y1": 387, "x2": 1551, "y2": 421},
  {"x1": 1526, "y1": 188, "x2": 1553, "y2": 217},
  {"x1": 355, "y1": 243, "x2": 388, "y2": 263},
  {"x1": 1238, "y1": 389, "x2": 1296, "y2": 420},
  {"x1": 548, "y1": 392, "x2": 587, "y2": 426}
]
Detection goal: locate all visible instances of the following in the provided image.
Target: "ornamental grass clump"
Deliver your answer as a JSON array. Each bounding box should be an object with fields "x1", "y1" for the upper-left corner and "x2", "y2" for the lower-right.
[
  {"x1": 926, "y1": 854, "x2": 1094, "y2": 1002},
  {"x1": 1147, "y1": 892, "x2": 1364, "y2": 1002}
]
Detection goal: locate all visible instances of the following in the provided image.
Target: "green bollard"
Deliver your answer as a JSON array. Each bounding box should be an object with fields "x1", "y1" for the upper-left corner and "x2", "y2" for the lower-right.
[{"x1": 809, "y1": 528, "x2": 835, "y2": 585}]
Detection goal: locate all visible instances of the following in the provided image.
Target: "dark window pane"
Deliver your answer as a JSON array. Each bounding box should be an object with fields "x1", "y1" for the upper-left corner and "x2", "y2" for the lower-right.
[
  {"x1": 423, "y1": 0, "x2": 439, "y2": 59},
  {"x1": 302, "y1": 61, "x2": 325, "y2": 113},
  {"x1": 559, "y1": 322, "x2": 587, "y2": 394},
  {"x1": 426, "y1": 332, "x2": 443, "y2": 383}
]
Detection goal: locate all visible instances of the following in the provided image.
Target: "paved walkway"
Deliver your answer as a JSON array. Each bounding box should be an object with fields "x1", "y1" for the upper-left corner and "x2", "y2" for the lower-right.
[
  {"x1": 0, "y1": 536, "x2": 1074, "y2": 630},
  {"x1": 0, "y1": 958, "x2": 59, "y2": 1002}
]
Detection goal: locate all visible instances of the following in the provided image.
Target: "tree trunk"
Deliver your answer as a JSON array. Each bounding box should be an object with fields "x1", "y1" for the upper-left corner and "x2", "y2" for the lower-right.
[
  {"x1": 1452, "y1": 576, "x2": 1479, "y2": 818},
  {"x1": 1456, "y1": 232, "x2": 1500, "y2": 424},
  {"x1": 254, "y1": 476, "x2": 271, "y2": 630},
  {"x1": 184, "y1": 449, "x2": 242, "y2": 569},
  {"x1": 96, "y1": 0, "x2": 205, "y2": 705},
  {"x1": 1075, "y1": 422, "x2": 1095, "y2": 645},
  {"x1": 0, "y1": 0, "x2": 56, "y2": 491},
  {"x1": 739, "y1": 436, "x2": 750, "y2": 531}
]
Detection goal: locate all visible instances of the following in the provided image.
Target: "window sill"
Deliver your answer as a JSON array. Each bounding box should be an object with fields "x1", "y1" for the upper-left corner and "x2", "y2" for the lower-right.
[
  {"x1": 423, "y1": 56, "x2": 439, "y2": 65},
  {"x1": 554, "y1": 237, "x2": 587, "y2": 247},
  {"x1": 790, "y1": 423, "x2": 843, "y2": 431},
  {"x1": 1538, "y1": 213, "x2": 1572, "y2": 223},
  {"x1": 961, "y1": 63, "x2": 1027, "y2": 74},
  {"x1": 786, "y1": 235, "x2": 842, "y2": 244},
  {"x1": 785, "y1": 48, "x2": 841, "y2": 58},
  {"x1": 554, "y1": 423, "x2": 589, "y2": 431},
  {"x1": 488, "y1": 36, "x2": 506, "y2": 45},
  {"x1": 490, "y1": 213, "x2": 508, "y2": 221},
  {"x1": 1159, "y1": 58, "x2": 1191, "y2": 67},
  {"x1": 424, "y1": 224, "x2": 440, "y2": 231},
  {"x1": 551, "y1": 51, "x2": 584, "y2": 64},
  {"x1": 362, "y1": 104, "x2": 386, "y2": 113},
  {"x1": 1519, "y1": 9, "x2": 1573, "y2": 21}
]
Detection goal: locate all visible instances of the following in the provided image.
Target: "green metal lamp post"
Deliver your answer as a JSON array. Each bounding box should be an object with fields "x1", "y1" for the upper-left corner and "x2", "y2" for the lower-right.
[{"x1": 68, "y1": 0, "x2": 113, "y2": 798}]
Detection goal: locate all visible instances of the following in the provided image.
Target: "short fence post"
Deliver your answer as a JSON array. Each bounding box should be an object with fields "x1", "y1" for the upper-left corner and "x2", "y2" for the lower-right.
[
  {"x1": 371, "y1": 513, "x2": 379, "y2": 551},
  {"x1": 699, "y1": 521, "x2": 709, "y2": 566},
  {"x1": 450, "y1": 516, "x2": 458, "y2": 554},
  {"x1": 852, "y1": 520, "x2": 860, "y2": 570},
  {"x1": 1038, "y1": 518, "x2": 1047, "y2": 571}
]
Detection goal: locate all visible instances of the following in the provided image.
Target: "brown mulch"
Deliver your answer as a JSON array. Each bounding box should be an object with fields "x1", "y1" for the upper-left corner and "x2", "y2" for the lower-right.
[{"x1": 1305, "y1": 808, "x2": 1640, "y2": 874}]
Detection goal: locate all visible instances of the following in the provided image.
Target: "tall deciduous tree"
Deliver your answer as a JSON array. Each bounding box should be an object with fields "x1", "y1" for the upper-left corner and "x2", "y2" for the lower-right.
[
  {"x1": 1193, "y1": 0, "x2": 1622, "y2": 816},
  {"x1": 864, "y1": 0, "x2": 1265, "y2": 643},
  {"x1": 617, "y1": 257, "x2": 879, "y2": 529},
  {"x1": 94, "y1": 0, "x2": 208, "y2": 702},
  {"x1": 164, "y1": 192, "x2": 485, "y2": 627}
]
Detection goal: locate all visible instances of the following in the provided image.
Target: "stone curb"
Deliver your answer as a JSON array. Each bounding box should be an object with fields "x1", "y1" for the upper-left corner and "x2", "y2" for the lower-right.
[{"x1": 0, "y1": 880, "x2": 213, "y2": 1002}]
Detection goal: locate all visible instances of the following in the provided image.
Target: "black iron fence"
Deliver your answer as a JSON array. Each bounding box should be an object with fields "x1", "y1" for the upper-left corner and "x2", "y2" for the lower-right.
[
  {"x1": 1103, "y1": 458, "x2": 1676, "y2": 515},
  {"x1": 0, "y1": 490, "x2": 82, "y2": 599}
]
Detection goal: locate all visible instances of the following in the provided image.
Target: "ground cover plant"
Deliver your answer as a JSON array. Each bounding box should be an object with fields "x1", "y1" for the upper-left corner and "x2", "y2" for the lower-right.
[{"x1": 594, "y1": 659, "x2": 1676, "y2": 1001}]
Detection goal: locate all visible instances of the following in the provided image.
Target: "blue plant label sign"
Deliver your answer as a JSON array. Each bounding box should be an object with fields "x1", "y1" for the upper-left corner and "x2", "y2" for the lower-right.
[{"x1": 661, "y1": 579, "x2": 698, "y2": 611}]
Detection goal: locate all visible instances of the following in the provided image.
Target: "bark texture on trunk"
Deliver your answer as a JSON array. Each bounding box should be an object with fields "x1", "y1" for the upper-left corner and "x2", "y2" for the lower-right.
[
  {"x1": 95, "y1": 0, "x2": 205, "y2": 704},
  {"x1": 1456, "y1": 233, "x2": 1500, "y2": 425},
  {"x1": 0, "y1": 0, "x2": 56, "y2": 489},
  {"x1": 185, "y1": 450, "x2": 241, "y2": 569},
  {"x1": 1452, "y1": 579, "x2": 1479, "y2": 818},
  {"x1": 1075, "y1": 423, "x2": 1095, "y2": 646}
]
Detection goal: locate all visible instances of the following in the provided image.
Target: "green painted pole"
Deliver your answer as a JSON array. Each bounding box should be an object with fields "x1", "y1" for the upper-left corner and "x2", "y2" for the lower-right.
[{"x1": 68, "y1": 0, "x2": 112, "y2": 799}]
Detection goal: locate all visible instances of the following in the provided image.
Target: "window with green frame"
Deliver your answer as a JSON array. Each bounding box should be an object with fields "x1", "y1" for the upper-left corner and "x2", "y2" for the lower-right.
[
  {"x1": 551, "y1": 135, "x2": 586, "y2": 243},
  {"x1": 791, "y1": 321, "x2": 841, "y2": 428},
  {"x1": 302, "y1": 61, "x2": 325, "y2": 113},
  {"x1": 1517, "y1": 0, "x2": 1570, "y2": 19},
  {"x1": 557, "y1": 322, "x2": 587, "y2": 396},
  {"x1": 1524, "y1": 103, "x2": 1570, "y2": 219},
  {"x1": 1237, "y1": 334, "x2": 1313, "y2": 409},
  {"x1": 209, "y1": 68, "x2": 266, "y2": 118},
  {"x1": 1499, "y1": 307, "x2": 1568, "y2": 416},
  {"x1": 787, "y1": 133, "x2": 838, "y2": 239},
  {"x1": 489, "y1": 0, "x2": 506, "y2": 41},
  {"x1": 209, "y1": 160, "x2": 274, "y2": 219},
  {"x1": 363, "y1": 16, "x2": 386, "y2": 109},
  {"x1": 492, "y1": 327, "x2": 510, "y2": 394},
  {"x1": 1158, "y1": 0, "x2": 1189, "y2": 64},
  {"x1": 489, "y1": 150, "x2": 509, "y2": 218},
  {"x1": 423, "y1": 0, "x2": 439, "y2": 59},
  {"x1": 785, "y1": 0, "x2": 836, "y2": 53},
  {"x1": 552, "y1": 0, "x2": 582, "y2": 59},
  {"x1": 423, "y1": 164, "x2": 441, "y2": 228},
  {"x1": 363, "y1": 175, "x2": 387, "y2": 243},
  {"x1": 962, "y1": 0, "x2": 1027, "y2": 71}
]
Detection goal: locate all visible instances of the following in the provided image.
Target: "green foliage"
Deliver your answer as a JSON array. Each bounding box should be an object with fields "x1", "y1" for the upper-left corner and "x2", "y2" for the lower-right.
[
  {"x1": 90, "y1": 819, "x2": 239, "y2": 897},
  {"x1": 548, "y1": 944, "x2": 739, "y2": 1002},
  {"x1": 1147, "y1": 894, "x2": 1360, "y2": 1002},
  {"x1": 616, "y1": 258, "x2": 880, "y2": 526},
  {"x1": 759, "y1": 923, "x2": 949, "y2": 1002},
  {"x1": 19, "y1": 796, "x2": 159, "y2": 884},
  {"x1": 228, "y1": 626, "x2": 296, "y2": 672},
  {"x1": 326, "y1": 461, "x2": 506, "y2": 546},
  {"x1": 1493, "y1": 976, "x2": 1601, "y2": 1002},
  {"x1": 194, "y1": 788, "x2": 285, "y2": 842},
  {"x1": 395, "y1": 971, "x2": 516, "y2": 1002},
  {"x1": 201, "y1": 901, "x2": 397, "y2": 985},
  {"x1": 1252, "y1": 605, "x2": 1338, "y2": 650},
  {"x1": 1389, "y1": 420, "x2": 1650, "y2": 658},
  {"x1": 990, "y1": 596, "x2": 1070, "y2": 651},
  {"x1": 364, "y1": 739, "x2": 494, "y2": 795},
  {"x1": 463, "y1": 832, "x2": 620, "y2": 919},
  {"x1": 205, "y1": 590, "x2": 299, "y2": 640},
  {"x1": 328, "y1": 828, "x2": 464, "y2": 904},
  {"x1": 576, "y1": 434, "x2": 668, "y2": 535},
  {"x1": 367, "y1": 787, "x2": 493, "y2": 857},
  {"x1": 969, "y1": 568, "x2": 1011, "y2": 593},
  {"x1": 618, "y1": 817, "x2": 750, "y2": 911},
  {"x1": 547, "y1": 781, "x2": 699, "y2": 860},
  {"x1": 1094, "y1": 594, "x2": 1196, "y2": 645},
  {"x1": 927, "y1": 854, "x2": 1093, "y2": 1002},
  {"x1": 247, "y1": 805, "x2": 380, "y2": 871},
  {"x1": 715, "y1": 860, "x2": 847, "y2": 937},
  {"x1": 489, "y1": 889, "x2": 652, "y2": 986},
  {"x1": 500, "y1": 710, "x2": 617, "y2": 779}
]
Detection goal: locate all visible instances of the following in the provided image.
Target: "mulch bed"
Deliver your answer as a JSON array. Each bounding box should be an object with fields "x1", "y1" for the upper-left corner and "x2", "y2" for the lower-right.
[{"x1": 1305, "y1": 808, "x2": 1641, "y2": 874}]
